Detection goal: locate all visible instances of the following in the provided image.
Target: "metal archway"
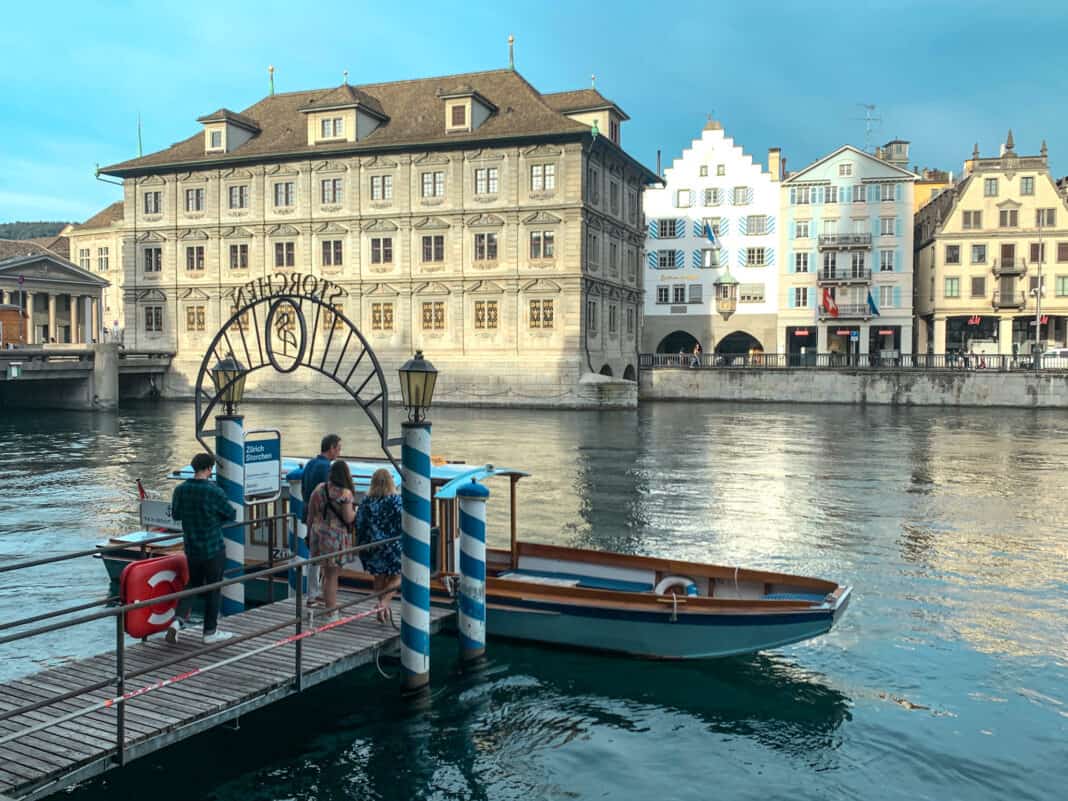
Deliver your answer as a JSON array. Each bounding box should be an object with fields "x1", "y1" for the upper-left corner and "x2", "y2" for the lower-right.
[{"x1": 194, "y1": 279, "x2": 397, "y2": 468}]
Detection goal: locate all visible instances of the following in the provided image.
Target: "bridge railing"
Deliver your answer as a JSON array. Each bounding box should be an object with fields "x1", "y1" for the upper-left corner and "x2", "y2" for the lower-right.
[
  {"x1": 639, "y1": 352, "x2": 1068, "y2": 371},
  {"x1": 0, "y1": 514, "x2": 401, "y2": 765}
]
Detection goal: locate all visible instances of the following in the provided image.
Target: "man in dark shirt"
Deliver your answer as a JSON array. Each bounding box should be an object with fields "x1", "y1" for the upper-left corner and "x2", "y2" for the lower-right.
[
  {"x1": 168, "y1": 452, "x2": 237, "y2": 644},
  {"x1": 301, "y1": 434, "x2": 341, "y2": 523}
]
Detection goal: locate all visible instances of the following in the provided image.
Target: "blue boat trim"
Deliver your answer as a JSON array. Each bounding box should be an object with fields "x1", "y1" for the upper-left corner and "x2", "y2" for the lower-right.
[{"x1": 434, "y1": 465, "x2": 530, "y2": 499}]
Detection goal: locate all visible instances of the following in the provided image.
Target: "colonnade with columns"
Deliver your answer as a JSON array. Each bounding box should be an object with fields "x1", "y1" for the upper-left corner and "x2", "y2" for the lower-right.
[{"x1": 0, "y1": 288, "x2": 102, "y2": 345}]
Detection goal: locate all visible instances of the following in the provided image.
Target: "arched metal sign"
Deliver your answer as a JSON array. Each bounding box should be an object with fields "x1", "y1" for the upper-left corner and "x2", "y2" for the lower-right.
[{"x1": 194, "y1": 273, "x2": 396, "y2": 467}]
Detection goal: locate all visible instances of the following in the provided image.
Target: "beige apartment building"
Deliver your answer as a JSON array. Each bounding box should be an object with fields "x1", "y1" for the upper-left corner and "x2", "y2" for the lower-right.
[
  {"x1": 66, "y1": 202, "x2": 126, "y2": 335},
  {"x1": 98, "y1": 69, "x2": 656, "y2": 406},
  {"x1": 915, "y1": 133, "x2": 1068, "y2": 355}
]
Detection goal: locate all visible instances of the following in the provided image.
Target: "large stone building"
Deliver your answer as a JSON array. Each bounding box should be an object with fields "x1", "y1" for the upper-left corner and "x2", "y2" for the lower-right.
[
  {"x1": 914, "y1": 132, "x2": 1068, "y2": 354},
  {"x1": 66, "y1": 202, "x2": 126, "y2": 334},
  {"x1": 780, "y1": 143, "x2": 916, "y2": 361},
  {"x1": 98, "y1": 69, "x2": 657, "y2": 405},
  {"x1": 642, "y1": 118, "x2": 782, "y2": 357}
]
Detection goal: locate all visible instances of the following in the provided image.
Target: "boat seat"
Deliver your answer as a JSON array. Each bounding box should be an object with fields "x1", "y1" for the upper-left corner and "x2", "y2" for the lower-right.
[
  {"x1": 499, "y1": 568, "x2": 653, "y2": 593},
  {"x1": 763, "y1": 592, "x2": 827, "y2": 604}
]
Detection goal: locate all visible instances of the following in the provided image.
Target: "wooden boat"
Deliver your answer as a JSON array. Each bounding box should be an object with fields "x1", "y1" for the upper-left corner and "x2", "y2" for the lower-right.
[{"x1": 98, "y1": 458, "x2": 851, "y2": 660}]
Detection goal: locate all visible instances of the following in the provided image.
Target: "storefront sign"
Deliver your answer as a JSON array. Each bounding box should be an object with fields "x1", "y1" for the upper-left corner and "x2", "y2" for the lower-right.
[
  {"x1": 878, "y1": 329, "x2": 894, "y2": 336},
  {"x1": 967, "y1": 315, "x2": 982, "y2": 325},
  {"x1": 836, "y1": 329, "x2": 851, "y2": 336},
  {"x1": 850, "y1": 331, "x2": 859, "y2": 342},
  {"x1": 794, "y1": 329, "x2": 810, "y2": 336},
  {"x1": 244, "y1": 430, "x2": 282, "y2": 502}
]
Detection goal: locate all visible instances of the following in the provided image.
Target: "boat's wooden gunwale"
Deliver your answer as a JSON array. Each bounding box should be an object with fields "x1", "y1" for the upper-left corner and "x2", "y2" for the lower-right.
[{"x1": 502, "y1": 542, "x2": 839, "y2": 593}]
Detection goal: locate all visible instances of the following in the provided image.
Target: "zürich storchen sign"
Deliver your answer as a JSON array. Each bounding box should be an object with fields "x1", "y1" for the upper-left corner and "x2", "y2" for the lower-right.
[{"x1": 232, "y1": 272, "x2": 347, "y2": 309}]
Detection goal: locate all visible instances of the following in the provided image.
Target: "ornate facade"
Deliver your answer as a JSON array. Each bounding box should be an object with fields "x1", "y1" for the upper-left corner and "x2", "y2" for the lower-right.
[
  {"x1": 642, "y1": 119, "x2": 782, "y2": 357},
  {"x1": 99, "y1": 70, "x2": 656, "y2": 405}
]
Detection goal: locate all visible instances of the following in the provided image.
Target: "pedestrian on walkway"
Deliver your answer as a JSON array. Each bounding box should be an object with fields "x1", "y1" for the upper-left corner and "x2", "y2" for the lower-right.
[
  {"x1": 305, "y1": 460, "x2": 357, "y2": 620},
  {"x1": 302, "y1": 434, "x2": 341, "y2": 523},
  {"x1": 355, "y1": 469, "x2": 403, "y2": 624},
  {"x1": 167, "y1": 452, "x2": 236, "y2": 644}
]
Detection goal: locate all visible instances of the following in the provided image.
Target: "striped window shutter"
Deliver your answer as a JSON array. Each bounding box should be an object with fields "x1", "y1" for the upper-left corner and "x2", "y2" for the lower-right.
[
  {"x1": 895, "y1": 183, "x2": 902, "y2": 202},
  {"x1": 693, "y1": 219, "x2": 702, "y2": 238},
  {"x1": 766, "y1": 248, "x2": 776, "y2": 266},
  {"x1": 646, "y1": 251, "x2": 658, "y2": 269},
  {"x1": 648, "y1": 219, "x2": 659, "y2": 239},
  {"x1": 738, "y1": 216, "x2": 748, "y2": 235},
  {"x1": 896, "y1": 247, "x2": 902, "y2": 272},
  {"x1": 746, "y1": 187, "x2": 754, "y2": 204},
  {"x1": 767, "y1": 215, "x2": 776, "y2": 234},
  {"x1": 675, "y1": 249, "x2": 684, "y2": 268},
  {"x1": 718, "y1": 249, "x2": 729, "y2": 268},
  {"x1": 727, "y1": 190, "x2": 734, "y2": 206},
  {"x1": 719, "y1": 217, "x2": 729, "y2": 235},
  {"x1": 737, "y1": 248, "x2": 747, "y2": 267},
  {"x1": 692, "y1": 250, "x2": 702, "y2": 268},
  {"x1": 893, "y1": 286, "x2": 901, "y2": 308},
  {"x1": 788, "y1": 291, "x2": 796, "y2": 308}
]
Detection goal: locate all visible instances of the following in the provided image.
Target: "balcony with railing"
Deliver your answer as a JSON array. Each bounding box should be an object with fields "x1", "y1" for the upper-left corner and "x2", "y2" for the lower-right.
[
  {"x1": 818, "y1": 233, "x2": 872, "y2": 250},
  {"x1": 992, "y1": 290, "x2": 1027, "y2": 309},
  {"x1": 817, "y1": 268, "x2": 872, "y2": 285},
  {"x1": 992, "y1": 258, "x2": 1027, "y2": 277},
  {"x1": 818, "y1": 303, "x2": 870, "y2": 320}
]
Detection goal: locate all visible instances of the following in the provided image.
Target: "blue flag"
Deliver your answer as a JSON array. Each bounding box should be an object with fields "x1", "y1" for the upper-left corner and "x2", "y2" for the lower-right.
[
  {"x1": 703, "y1": 222, "x2": 718, "y2": 248},
  {"x1": 867, "y1": 290, "x2": 880, "y2": 316}
]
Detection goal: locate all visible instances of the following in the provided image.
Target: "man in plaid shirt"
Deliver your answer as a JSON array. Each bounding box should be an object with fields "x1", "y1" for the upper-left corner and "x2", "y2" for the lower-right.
[{"x1": 167, "y1": 452, "x2": 237, "y2": 644}]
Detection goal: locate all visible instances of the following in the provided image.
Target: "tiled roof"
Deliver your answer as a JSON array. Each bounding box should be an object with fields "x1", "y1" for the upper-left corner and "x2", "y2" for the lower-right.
[
  {"x1": 297, "y1": 84, "x2": 386, "y2": 117},
  {"x1": 0, "y1": 239, "x2": 63, "y2": 263},
  {"x1": 195, "y1": 108, "x2": 261, "y2": 131},
  {"x1": 542, "y1": 89, "x2": 629, "y2": 120},
  {"x1": 102, "y1": 69, "x2": 594, "y2": 175},
  {"x1": 74, "y1": 201, "x2": 124, "y2": 231},
  {"x1": 24, "y1": 235, "x2": 70, "y2": 259}
]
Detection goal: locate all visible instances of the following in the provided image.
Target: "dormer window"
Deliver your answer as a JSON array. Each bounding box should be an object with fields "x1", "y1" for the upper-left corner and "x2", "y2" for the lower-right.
[
  {"x1": 451, "y1": 106, "x2": 466, "y2": 127},
  {"x1": 440, "y1": 87, "x2": 497, "y2": 134},
  {"x1": 209, "y1": 130, "x2": 223, "y2": 149},
  {"x1": 320, "y1": 117, "x2": 344, "y2": 139},
  {"x1": 197, "y1": 109, "x2": 260, "y2": 154}
]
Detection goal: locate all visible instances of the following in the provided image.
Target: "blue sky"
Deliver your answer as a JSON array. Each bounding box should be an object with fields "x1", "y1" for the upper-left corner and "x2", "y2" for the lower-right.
[{"x1": 1, "y1": 0, "x2": 1066, "y2": 222}]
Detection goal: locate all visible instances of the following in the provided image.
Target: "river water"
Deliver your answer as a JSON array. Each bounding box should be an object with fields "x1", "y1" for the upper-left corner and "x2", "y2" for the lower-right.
[{"x1": 0, "y1": 401, "x2": 1065, "y2": 800}]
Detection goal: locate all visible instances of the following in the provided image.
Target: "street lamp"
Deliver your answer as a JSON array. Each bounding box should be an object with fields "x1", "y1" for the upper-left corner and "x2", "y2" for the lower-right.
[
  {"x1": 398, "y1": 350, "x2": 438, "y2": 423},
  {"x1": 210, "y1": 352, "x2": 247, "y2": 415},
  {"x1": 714, "y1": 269, "x2": 739, "y2": 321}
]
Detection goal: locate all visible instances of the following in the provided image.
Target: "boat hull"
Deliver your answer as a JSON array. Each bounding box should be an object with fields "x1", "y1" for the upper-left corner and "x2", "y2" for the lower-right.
[{"x1": 484, "y1": 597, "x2": 837, "y2": 660}]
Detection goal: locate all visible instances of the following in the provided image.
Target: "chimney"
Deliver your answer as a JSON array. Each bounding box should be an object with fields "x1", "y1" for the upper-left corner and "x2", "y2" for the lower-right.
[
  {"x1": 656, "y1": 149, "x2": 661, "y2": 177},
  {"x1": 767, "y1": 147, "x2": 781, "y2": 182}
]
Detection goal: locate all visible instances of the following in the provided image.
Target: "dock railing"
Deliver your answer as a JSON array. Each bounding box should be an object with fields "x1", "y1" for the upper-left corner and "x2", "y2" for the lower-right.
[
  {"x1": 639, "y1": 352, "x2": 1068, "y2": 371},
  {"x1": 0, "y1": 514, "x2": 401, "y2": 766}
]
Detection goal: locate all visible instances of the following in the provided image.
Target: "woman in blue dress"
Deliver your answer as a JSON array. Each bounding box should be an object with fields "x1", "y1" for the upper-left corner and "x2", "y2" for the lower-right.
[{"x1": 356, "y1": 468, "x2": 403, "y2": 622}]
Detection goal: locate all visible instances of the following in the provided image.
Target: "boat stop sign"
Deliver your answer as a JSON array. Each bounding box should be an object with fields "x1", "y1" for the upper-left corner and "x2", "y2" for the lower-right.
[{"x1": 244, "y1": 430, "x2": 281, "y2": 502}]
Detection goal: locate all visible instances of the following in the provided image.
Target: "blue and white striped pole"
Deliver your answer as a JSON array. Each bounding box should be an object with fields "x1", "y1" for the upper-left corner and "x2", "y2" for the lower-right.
[
  {"x1": 457, "y1": 479, "x2": 489, "y2": 665},
  {"x1": 400, "y1": 420, "x2": 432, "y2": 693},
  {"x1": 215, "y1": 414, "x2": 245, "y2": 615},
  {"x1": 284, "y1": 467, "x2": 312, "y2": 600}
]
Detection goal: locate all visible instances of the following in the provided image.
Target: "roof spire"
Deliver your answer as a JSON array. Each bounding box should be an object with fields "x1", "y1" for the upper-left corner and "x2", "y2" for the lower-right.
[
  {"x1": 1005, "y1": 129, "x2": 1015, "y2": 152},
  {"x1": 342, "y1": 69, "x2": 348, "y2": 85},
  {"x1": 268, "y1": 65, "x2": 275, "y2": 96},
  {"x1": 972, "y1": 142, "x2": 979, "y2": 159},
  {"x1": 137, "y1": 112, "x2": 143, "y2": 158},
  {"x1": 591, "y1": 73, "x2": 596, "y2": 89},
  {"x1": 508, "y1": 34, "x2": 515, "y2": 70},
  {"x1": 1041, "y1": 139, "x2": 1048, "y2": 158}
]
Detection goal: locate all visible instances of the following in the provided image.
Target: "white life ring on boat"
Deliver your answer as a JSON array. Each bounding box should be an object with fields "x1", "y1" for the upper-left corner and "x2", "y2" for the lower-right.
[{"x1": 655, "y1": 576, "x2": 698, "y2": 596}]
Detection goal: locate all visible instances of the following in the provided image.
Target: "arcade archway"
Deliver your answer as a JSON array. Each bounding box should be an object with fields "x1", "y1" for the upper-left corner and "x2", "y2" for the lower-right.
[
  {"x1": 656, "y1": 330, "x2": 700, "y2": 354},
  {"x1": 715, "y1": 331, "x2": 763, "y2": 356}
]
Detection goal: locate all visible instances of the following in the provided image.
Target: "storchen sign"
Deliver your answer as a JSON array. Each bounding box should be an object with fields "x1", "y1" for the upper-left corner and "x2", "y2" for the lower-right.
[{"x1": 233, "y1": 272, "x2": 348, "y2": 309}]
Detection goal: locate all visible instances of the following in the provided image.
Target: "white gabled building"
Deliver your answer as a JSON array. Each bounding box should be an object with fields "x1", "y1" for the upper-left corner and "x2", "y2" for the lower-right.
[{"x1": 642, "y1": 118, "x2": 783, "y2": 357}]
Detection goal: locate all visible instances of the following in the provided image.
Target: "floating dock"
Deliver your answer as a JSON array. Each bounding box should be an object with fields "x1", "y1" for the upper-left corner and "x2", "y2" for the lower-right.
[{"x1": 0, "y1": 592, "x2": 453, "y2": 801}]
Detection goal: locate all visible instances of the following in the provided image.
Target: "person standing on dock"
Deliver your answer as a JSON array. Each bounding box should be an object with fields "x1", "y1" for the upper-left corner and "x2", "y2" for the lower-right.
[
  {"x1": 166, "y1": 452, "x2": 236, "y2": 644},
  {"x1": 355, "y1": 469, "x2": 403, "y2": 624},
  {"x1": 302, "y1": 434, "x2": 341, "y2": 521},
  {"x1": 305, "y1": 460, "x2": 357, "y2": 621}
]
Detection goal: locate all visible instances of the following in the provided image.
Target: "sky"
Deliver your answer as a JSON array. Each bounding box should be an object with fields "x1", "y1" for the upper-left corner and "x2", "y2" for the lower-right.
[{"x1": 1, "y1": 0, "x2": 1066, "y2": 223}]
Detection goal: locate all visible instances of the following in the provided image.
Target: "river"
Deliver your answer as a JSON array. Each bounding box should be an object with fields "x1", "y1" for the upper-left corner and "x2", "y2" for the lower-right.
[{"x1": 0, "y1": 401, "x2": 1065, "y2": 800}]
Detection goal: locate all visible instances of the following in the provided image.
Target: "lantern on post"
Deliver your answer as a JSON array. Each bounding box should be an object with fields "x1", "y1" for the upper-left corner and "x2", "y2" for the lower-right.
[
  {"x1": 210, "y1": 352, "x2": 247, "y2": 415},
  {"x1": 398, "y1": 350, "x2": 438, "y2": 423},
  {"x1": 714, "y1": 269, "x2": 739, "y2": 321}
]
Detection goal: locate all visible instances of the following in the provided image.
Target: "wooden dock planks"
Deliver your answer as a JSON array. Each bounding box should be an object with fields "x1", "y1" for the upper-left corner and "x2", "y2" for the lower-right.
[{"x1": 0, "y1": 592, "x2": 454, "y2": 801}]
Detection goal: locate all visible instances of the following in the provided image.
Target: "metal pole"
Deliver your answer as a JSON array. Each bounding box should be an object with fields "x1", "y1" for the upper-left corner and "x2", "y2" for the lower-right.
[
  {"x1": 114, "y1": 611, "x2": 126, "y2": 767},
  {"x1": 400, "y1": 420, "x2": 432, "y2": 694},
  {"x1": 457, "y1": 479, "x2": 489, "y2": 666},
  {"x1": 215, "y1": 414, "x2": 245, "y2": 614},
  {"x1": 1035, "y1": 228, "x2": 1044, "y2": 370},
  {"x1": 294, "y1": 562, "x2": 304, "y2": 691}
]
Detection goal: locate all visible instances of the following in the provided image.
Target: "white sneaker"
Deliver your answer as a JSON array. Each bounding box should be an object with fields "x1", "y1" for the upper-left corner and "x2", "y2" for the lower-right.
[
  {"x1": 165, "y1": 620, "x2": 181, "y2": 644},
  {"x1": 203, "y1": 630, "x2": 235, "y2": 644}
]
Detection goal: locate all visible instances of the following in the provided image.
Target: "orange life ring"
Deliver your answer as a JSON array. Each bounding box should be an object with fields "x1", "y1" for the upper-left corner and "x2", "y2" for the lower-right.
[{"x1": 119, "y1": 554, "x2": 189, "y2": 638}]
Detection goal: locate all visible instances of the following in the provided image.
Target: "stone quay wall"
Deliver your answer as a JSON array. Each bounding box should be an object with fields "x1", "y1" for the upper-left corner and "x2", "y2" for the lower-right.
[{"x1": 640, "y1": 367, "x2": 1068, "y2": 408}]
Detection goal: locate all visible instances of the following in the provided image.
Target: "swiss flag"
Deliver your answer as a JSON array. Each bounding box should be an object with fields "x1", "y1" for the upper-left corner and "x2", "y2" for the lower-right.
[{"x1": 822, "y1": 288, "x2": 839, "y2": 318}]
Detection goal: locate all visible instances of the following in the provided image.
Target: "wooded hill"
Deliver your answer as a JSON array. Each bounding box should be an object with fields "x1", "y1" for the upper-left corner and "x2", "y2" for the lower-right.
[{"x1": 0, "y1": 222, "x2": 71, "y2": 240}]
